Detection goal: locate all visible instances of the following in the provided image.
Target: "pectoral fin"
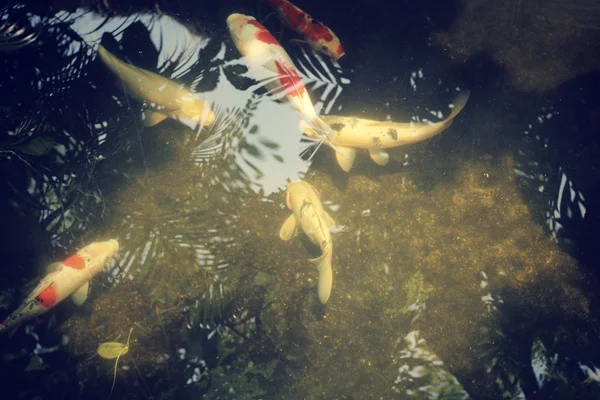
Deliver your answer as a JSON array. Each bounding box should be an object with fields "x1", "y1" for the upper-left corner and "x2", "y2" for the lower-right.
[
  {"x1": 335, "y1": 146, "x2": 357, "y2": 172},
  {"x1": 369, "y1": 149, "x2": 389, "y2": 166},
  {"x1": 143, "y1": 110, "x2": 169, "y2": 127},
  {"x1": 279, "y1": 214, "x2": 300, "y2": 241},
  {"x1": 289, "y1": 39, "x2": 308, "y2": 46},
  {"x1": 71, "y1": 282, "x2": 89, "y2": 306}
]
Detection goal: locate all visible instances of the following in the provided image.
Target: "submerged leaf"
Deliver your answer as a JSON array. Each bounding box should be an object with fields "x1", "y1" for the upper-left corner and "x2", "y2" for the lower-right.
[
  {"x1": 97, "y1": 327, "x2": 134, "y2": 359},
  {"x1": 97, "y1": 328, "x2": 134, "y2": 399},
  {"x1": 15, "y1": 136, "x2": 57, "y2": 156},
  {"x1": 98, "y1": 342, "x2": 129, "y2": 359}
]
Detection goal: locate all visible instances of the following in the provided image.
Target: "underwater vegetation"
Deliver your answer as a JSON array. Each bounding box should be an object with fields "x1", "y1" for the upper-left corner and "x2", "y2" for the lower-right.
[
  {"x1": 0, "y1": 1, "x2": 600, "y2": 399},
  {"x1": 97, "y1": 327, "x2": 134, "y2": 398}
]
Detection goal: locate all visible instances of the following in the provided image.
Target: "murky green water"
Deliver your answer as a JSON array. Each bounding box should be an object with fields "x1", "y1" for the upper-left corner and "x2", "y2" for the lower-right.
[{"x1": 1, "y1": 1, "x2": 600, "y2": 399}]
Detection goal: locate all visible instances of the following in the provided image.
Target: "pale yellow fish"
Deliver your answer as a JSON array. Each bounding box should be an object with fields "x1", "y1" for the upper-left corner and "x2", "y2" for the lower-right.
[
  {"x1": 300, "y1": 90, "x2": 471, "y2": 172},
  {"x1": 97, "y1": 327, "x2": 134, "y2": 399},
  {"x1": 97, "y1": 45, "x2": 215, "y2": 127},
  {"x1": 279, "y1": 180, "x2": 335, "y2": 304}
]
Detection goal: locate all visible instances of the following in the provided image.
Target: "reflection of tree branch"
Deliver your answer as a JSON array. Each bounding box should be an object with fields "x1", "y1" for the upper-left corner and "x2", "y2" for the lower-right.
[{"x1": 0, "y1": 6, "x2": 41, "y2": 52}]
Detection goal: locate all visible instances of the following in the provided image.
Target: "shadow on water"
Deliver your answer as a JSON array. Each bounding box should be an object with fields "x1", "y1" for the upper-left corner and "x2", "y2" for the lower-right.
[{"x1": 2, "y1": 0, "x2": 600, "y2": 399}]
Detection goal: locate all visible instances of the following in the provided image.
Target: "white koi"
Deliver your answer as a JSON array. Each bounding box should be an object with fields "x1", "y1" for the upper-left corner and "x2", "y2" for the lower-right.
[
  {"x1": 97, "y1": 45, "x2": 215, "y2": 127},
  {"x1": 300, "y1": 90, "x2": 471, "y2": 172},
  {"x1": 280, "y1": 180, "x2": 335, "y2": 304},
  {"x1": 0, "y1": 239, "x2": 119, "y2": 334}
]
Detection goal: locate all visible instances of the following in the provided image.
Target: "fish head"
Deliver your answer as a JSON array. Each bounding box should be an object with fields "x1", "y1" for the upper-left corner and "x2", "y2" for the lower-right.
[
  {"x1": 306, "y1": 22, "x2": 344, "y2": 61},
  {"x1": 315, "y1": 35, "x2": 345, "y2": 61},
  {"x1": 286, "y1": 180, "x2": 315, "y2": 208},
  {"x1": 85, "y1": 239, "x2": 120, "y2": 274},
  {"x1": 178, "y1": 97, "x2": 216, "y2": 126},
  {"x1": 298, "y1": 120, "x2": 320, "y2": 140},
  {"x1": 226, "y1": 13, "x2": 254, "y2": 47}
]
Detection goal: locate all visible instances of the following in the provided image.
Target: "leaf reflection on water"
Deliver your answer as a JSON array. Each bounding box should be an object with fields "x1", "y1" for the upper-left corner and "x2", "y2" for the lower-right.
[{"x1": 2, "y1": 2, "x2": 600, "y2": 400}]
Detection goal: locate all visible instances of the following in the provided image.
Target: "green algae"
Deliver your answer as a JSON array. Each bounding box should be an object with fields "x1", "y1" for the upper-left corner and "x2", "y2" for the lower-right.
[{"x1": 49, "y1": 102, "x2": 600, "y2": 400}]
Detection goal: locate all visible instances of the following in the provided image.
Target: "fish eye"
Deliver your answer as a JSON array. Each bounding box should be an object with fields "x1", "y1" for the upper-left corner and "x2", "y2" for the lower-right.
[{"x1": 322, "y1": 45, "x2": 328, "y2": 51}]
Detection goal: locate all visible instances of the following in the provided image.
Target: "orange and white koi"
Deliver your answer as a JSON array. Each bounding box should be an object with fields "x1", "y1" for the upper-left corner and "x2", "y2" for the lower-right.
[
  {"x1": 0, "y1": 239, "x2": 119, "y2": 334},
  {"x1": 265, "y1": 0, "x2": 344, "y2": 61},
  {"x1": 226, "y1": 13, "x2": 333, "y2": 141}
]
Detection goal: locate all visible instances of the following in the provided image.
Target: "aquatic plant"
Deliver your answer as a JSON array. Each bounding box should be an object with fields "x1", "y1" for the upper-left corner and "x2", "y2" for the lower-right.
[{"x1": 97, "y1": 327, "x2": 134, "y2": 398}]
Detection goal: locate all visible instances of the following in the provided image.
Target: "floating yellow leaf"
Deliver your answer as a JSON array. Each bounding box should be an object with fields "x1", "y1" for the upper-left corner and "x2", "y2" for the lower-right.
[{"x1": 97, "y1": 328, "x2": 133, "y2": 399}]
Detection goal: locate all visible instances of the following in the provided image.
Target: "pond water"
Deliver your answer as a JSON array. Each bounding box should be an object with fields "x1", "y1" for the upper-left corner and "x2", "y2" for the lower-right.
[{"x1": 1, "y1": 0, "x2": 600, "y2": 399}]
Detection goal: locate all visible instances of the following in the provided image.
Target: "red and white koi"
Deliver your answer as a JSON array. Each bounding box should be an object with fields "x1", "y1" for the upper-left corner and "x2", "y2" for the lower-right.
[
  {"x1": 265, "y1": 0, "x2": 344, "y2": 61},
  {"x1": 226, "y1": 13, "x2": 333, "y2": 141},
  {"x1": 0, "y1": 239, "x2": 119, "y2": 334}
]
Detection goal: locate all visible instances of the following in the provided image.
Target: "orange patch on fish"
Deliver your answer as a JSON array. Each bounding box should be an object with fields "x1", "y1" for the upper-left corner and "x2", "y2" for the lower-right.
[
  {"x1": 280, "y1": 2, "x2": 307, "y2": 30},
  {"x1": 63, "y1": 253, "x2": 86, "y2": 270},
  {"x1": 247, "y1": 20, "x2": 280, "y2": 46},
  {"x1": 305, "y1": 21, "x2": 333, "y2": 43},
  {"x1": 274, "y1": 61, "x2": 305, "y2": 98},
  {"x1": 37, "y1": 285, "x2": 57, "y2": 308}
]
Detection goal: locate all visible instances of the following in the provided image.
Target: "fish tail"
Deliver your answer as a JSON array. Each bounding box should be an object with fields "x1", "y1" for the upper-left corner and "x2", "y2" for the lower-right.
[
  {"x1": 416, "y1": 89, "x2": 471, "y2": 139},
  {"x1": 309, "y1": 243, "x2": 333, "y2": 304},
  {"x1": 0, "y1": 319, "x2": 8, "y2": 334},
  {"x1": 442, "y1": 89, "x2": 471, "y2": 127},
  {"x1": 300, "y1": 117, "x2": 353, "y2": 164},
  {"x1": 312, "y1": 116, "x2": 334, "y2": 139},
  {"x1": 0, "y1": 314, "x2": 21, "y2": 337}
]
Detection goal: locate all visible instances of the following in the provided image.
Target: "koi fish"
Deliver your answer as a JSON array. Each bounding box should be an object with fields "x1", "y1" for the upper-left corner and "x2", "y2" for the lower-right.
[
  {"x1": 300, "y1": 90, "x2": 471, "y2": 172},
  {"x1": 97, "y1": 45, "x2": 215, "y2": 127},
  {"x1": 264, "y1": 0, "x2": 344, "y2": 61},
  {"x1": 226, "y1": 13, "x2": 333, "y2": 141},
  {"x1": 0, "y1": 239, "x2": 119, "y2": 334},
  {"x1": 279, "y1": 180, "x2": 335, "y2": 304}
]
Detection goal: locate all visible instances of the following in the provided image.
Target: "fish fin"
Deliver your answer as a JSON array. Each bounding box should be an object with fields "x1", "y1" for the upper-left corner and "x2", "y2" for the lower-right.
[
  {"x1": 299, "y1": 119, "x2": 317, "y2": 137},
  {"x1": 323, "y1": 211, "x2": 336, "y2": 228},
  {"x1": 369, "y1": 149, "x2": 389, "y2": 166},
  {"x1": 289, "y1": 39, "x2": 309, "y2": 46},
  {"x1": 308, "y1": 117, "x2": 356, "y2": 163},
  {"x1": 308, "y1": 244, "x2": 333, "y2": 304},
  {"x1": 71, "y1": 282, "x2": 89, "y2": 306},
  {"x1": 312, "y1": 116, "x2": 335, "y2": 140},
  {"x1": 45, "y1": 262, "x2": 61, "y2": 273},
  {"x1": 279, "y1": 214, "x2": 300, "y2": 241},
  {"x1": 447, "y1": 89, "x2": 471, "y2": 120},
  {"x1": 0, "y1": 321, "x2": 21, "y2": 337},
  {"x1": 299, "y1": 119, "x2": 357, "y2": 168},
  {"x1": 273, "y1": 60, "x2": 305, "y2": 101},
  {"x1": 418, "y1": 89, "x2": 471, "y2": 136},
  {"x1": 142, "y1": 110, "x2": 169, "y2": 127},
  {"x1": 335, "y1": 146, "x2": 357, "y2": 172}
]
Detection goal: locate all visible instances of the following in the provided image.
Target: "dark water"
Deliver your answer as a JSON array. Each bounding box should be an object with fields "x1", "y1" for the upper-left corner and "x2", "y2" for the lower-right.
[{"x1": 1, "y1": 0, "x2": 600, "y2": 399}]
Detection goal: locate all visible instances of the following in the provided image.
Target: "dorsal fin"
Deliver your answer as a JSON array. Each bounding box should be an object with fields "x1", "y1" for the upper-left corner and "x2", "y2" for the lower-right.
[{"x1": 273, "y1": 59, "x2": 306, "y2": 101}]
